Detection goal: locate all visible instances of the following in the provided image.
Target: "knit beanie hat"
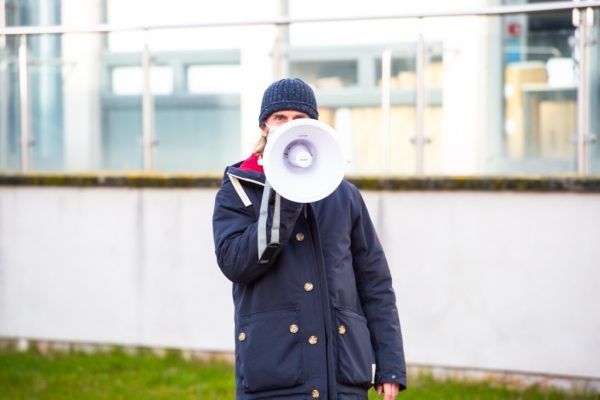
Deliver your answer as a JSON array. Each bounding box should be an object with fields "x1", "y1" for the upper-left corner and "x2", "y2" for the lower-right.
[{"x1": 259, "y1": 78, "x2": 319, "y2": 124}]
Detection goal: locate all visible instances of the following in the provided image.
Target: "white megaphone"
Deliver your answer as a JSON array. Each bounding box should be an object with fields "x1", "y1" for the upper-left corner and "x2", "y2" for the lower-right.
[{"x1": 262, "y1": 119, "x2": 347, "y2": 203}]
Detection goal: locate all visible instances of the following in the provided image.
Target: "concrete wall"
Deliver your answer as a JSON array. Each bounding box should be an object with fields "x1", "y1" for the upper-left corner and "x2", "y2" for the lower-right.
[{"x1": 0, "y1": 186, "x2": 599, "y2": 379}]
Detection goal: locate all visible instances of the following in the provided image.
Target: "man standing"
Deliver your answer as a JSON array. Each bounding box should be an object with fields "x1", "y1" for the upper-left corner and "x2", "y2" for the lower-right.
[{"x1": 213, "y1": 78, "x2": 406, "y2": 399}]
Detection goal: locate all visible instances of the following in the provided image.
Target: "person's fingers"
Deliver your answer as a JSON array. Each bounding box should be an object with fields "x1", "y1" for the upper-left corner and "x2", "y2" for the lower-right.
[
  {"x1": 391, "y1": 385, "x2": 399, "y2": 399},
  {"x1": 384, "y1": 383, "x2": 393, "y2": 400},
  {"x1": 375, "y1": 384, "x2": 382, "y2": 395}
]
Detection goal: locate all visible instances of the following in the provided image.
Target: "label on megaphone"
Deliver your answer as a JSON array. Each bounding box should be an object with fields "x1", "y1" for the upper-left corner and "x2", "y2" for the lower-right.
[{"x1": 262, "y1": 119, "x2": 347, "y2": 203}]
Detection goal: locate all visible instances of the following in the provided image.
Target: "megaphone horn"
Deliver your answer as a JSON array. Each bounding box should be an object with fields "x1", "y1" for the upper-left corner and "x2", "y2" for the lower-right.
[{"x1": 262, "y1": 119, "x2": 348, "y2": 203}]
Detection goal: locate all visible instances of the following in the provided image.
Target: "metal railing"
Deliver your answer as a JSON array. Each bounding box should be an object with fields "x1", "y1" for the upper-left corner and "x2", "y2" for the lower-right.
[
  {"x1": 1, "y1": 1, "x2": 599, "y2": 174},
  {"x1": 1, "y1": 1, "x2": 599, "y2": 35}
]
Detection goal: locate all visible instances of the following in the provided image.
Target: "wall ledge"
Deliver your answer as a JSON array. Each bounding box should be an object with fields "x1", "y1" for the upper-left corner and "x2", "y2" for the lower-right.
[{"x1": 1, "y1": 173, "x2": 600, "y2": 192}]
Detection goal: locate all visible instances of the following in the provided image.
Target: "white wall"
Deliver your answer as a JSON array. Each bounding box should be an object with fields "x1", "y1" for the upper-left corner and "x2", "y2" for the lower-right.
[
  {"x1": 1, "y1": 186, "x2": 598, "y2": 378},
  {"x1": 378, "y1": 191, "x2": 600, "y2": 378}
]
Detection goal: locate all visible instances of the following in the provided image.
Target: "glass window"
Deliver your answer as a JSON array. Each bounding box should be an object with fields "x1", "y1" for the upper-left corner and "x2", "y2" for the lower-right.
[
  {"x1": 501, "y1": 10, "x2": 577, "y2": 173},
  {"x1": 289, "y1": 60, "x2": 358, "y2": 89},
  {"x1": 375, "y1": 56, "x2": 415, "y2": 88},
  {"x1": 186, "y1": 64, "x2": 241, "y2": 94},
  {"x1": 104, "y1": 56, "x2": 242, "y2": 173},
  {"x1": 154, "y1": 106, "x2": 241, "y2": 172},
  {"x1": 375, "y1": 55, "x2": 443, "y2": 89},
  {"x1": 0, "y1": 40, "x2": 21, "y2": 171},
  {"x1": 318, "y1": 105, "x2": 443, "y2": 176},
  {"x1": 111, "y1": 66, "x2": 174, "y2": 95}
]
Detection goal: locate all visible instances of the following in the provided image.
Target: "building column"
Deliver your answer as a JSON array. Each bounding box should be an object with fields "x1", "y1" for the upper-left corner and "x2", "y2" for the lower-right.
[
  {"x1": 61, "y1": 0, "x2": 102, "y2": 171},
  {"x1": 441, "y1": 0, "x2": 503, "y2": 174}
]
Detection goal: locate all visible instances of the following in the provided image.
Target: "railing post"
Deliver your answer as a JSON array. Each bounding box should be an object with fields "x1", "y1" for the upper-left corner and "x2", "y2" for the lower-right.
[
  {"x1": 412, "y1": 28, "x2": 429, "y2": 176},
  {"x1": 381, "y1": 48, "x2": 392, "y2": 176},
  {"x1": 0, "y1": 0, "x2": 7, "y2": 169},
  {"x1": 18, "y1": 34, "x2": 33, "y2": 172},
  {"x1": 272, "y1": 0, "x2": 289, "y2": 80},
  {"x1": 141, "y1": 40, "x2": 157, "y2": 172},
  {"x1": 0, "y1": 57, "x2": 5, "y2": 170},
  {"x1": 0, "y1": 0, "x2": 5, "y2": 48},
  {"x1": 573, "y1": 5, "x2": 595, "y2": 174}
]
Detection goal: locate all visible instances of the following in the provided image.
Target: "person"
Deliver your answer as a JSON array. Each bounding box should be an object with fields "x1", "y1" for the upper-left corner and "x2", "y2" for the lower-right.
[{"x1": 212, "y1": 78, "x2": 406, "y2": 400}]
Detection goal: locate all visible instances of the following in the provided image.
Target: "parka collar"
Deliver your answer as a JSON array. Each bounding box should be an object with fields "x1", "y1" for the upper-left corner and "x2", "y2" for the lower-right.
[{"x1": 223, "y1": 161, "x2": 266, "y2": 187}]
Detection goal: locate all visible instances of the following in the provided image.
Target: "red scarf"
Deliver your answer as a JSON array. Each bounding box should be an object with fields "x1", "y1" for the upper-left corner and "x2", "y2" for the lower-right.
[{"x1": 239, "y1": 153, "x2": 264, "y2": 173}]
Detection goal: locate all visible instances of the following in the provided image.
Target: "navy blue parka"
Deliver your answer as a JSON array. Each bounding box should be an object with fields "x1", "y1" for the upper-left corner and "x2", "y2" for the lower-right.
[{"x1": 212, "y1": 162, "x2": 406, "y2": 400}]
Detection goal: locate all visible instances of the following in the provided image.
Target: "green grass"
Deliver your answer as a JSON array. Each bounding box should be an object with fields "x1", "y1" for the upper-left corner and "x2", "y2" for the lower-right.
[
  {"x1": 0, "y1": 347, "x2": 597, "y2": 400},
  {"x1": 0, "y1": 348, "x2": 234, "y2": 400},
  {"x1": 380, "y1": 374, "x2": 600, "y2": 400}
]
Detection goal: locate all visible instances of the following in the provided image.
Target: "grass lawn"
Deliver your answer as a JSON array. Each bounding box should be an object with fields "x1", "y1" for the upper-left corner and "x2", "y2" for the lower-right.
[{"x1": 0, "y1": 347, "x2": 598, "y2": 400}]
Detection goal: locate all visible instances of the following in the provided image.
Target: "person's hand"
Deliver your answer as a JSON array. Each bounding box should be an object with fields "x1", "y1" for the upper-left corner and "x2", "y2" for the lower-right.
[{"x1": 375, "y1": 382, "x2": 400, "y2": 399}]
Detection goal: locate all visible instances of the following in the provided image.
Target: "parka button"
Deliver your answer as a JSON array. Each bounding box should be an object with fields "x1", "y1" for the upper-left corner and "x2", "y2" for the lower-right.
[
  {"x1": 296, "y1": 233, "x2": 305, "y2": 241},
  {"x1": 311, "y1": 389, "x2": 320, "y2": 398},
  {"x1": 289, "y1": 324, "x2": 299, "y2": 334},
  {"x1": 304, "y1": 282, "x2": 314, "y2": 292},
  {"x1": 308, "y1": 335, "x2": 318, "y2": 345},
  {"x1": 338, "y1": 325, "x2": 346, "y2": 335},
  {"x1": 238, "y1": 332, "x2": 246, "y2": 341}
]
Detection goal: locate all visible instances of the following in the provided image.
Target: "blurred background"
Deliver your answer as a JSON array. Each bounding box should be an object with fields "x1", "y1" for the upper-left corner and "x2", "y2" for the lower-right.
[
  {"x1": 1, "y1": 0, "x2": 600, "y2": 396},
  {"x1": 1, "y1": 0, "x2": 599, "y2": 175}
]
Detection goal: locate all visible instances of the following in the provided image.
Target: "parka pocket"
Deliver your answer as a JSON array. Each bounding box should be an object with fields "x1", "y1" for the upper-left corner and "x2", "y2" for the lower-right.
[
  {"x1": 334, "y1": 306, "x2": 376, "y2": 389},
  {"x1": 238, "y1": 307, "x2": 304, "y2": 393}
]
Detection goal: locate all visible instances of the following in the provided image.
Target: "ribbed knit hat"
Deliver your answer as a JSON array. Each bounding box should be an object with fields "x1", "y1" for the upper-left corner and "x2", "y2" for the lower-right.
[{"x1": 259, "y1": 78, "x2": 319, "y2": 124}]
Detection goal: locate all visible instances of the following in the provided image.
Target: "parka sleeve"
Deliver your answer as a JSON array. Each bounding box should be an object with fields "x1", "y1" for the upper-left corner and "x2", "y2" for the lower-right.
[
  {"x1": 349, "y1": 185, "x2": 407, "y2": 391},
  {"x1": 212, "y1": 179, "x2": 303, "y2": 285}
]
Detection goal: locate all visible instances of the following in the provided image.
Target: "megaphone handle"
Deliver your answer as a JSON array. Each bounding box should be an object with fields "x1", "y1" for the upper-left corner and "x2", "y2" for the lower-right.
[
  {"x1": 257, "y1": 180, "x2": 281, "y2": 261},
  {"x1": 272, "y1": 191, "x2": 281, "y2": 243},
  {"x1": 258, "y1": 181, "x2": 271, "y2": 258}
]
